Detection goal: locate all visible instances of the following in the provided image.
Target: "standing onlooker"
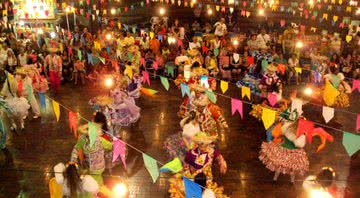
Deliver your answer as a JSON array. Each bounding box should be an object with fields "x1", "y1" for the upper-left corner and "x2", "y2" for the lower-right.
[
  {"x1": 214, "y1": 18, "x2": 227, "y2": 38},
  {"x1": 45, "y1": 48, "x2": 62, "y2": 94},
  {"x1": 288, "y1": 53, "x2": 300, "y2": 85}
]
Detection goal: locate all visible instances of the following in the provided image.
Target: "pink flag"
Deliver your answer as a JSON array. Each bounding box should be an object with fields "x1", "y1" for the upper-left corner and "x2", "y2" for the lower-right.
[
  {"x1": 177, "y1": 39, "x2": 183, "y2": 48},
  {"x1": 140, "y1": 57, "x2": 145, "y2": 67},
  {"x1": 112, "y1": 137, "x2": 127, "y2": 169},
  {"x1": 297, "y1": 119, "x2": 314, "y2": 139},
  {"x1": 231, "y1": 98, "x2": 243, "y2": 119},
  {"x1": 142, "y1": 71, "x2": 150, "y2": 86},
  {"x1": 267, "y1": 93, "x2": 277, "y2": 107},
  {"x1": 352, "y1": 79, "x2": 360, "y2": 93},
  {"x1": 357, "y1": 114, "x2": 360, "y2": 131},
  {"x1": 68, "y1": 47, "x2": 73, "y2": 57},
  {"x1": 152, "y1": 61, "x2": 158, "y2": 70},
  {"x1": 280, "y1": 20, "x2": 285, "y2": 27}
]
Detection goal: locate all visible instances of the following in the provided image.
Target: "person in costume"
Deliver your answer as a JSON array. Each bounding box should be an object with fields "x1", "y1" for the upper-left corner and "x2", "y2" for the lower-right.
[
  {"x1": 23, "y1": 64, "x2": 49, "y2": 94},
  {"x1": 164, "y1": 111, "x2": 201, "y2": 161},
  {"x1": 323, "y1": 65, "x2": 351, "y2": 107},
  {"x1": 44, "y1": 48, "x2": 62, "y2": 94},
  {"x1": 259, "y1": 64, "x2": 282, "y2": 97},
  {"x1": 0, "y1": 97, "x2": 12, "y2": 149},
  {"x1": 127, "y1": 74, "x2": 142, "y2": 99},
  {"x1": 52, "y1": 162, "x2": 99, "y2": 198},
  {"x1": 168, "y1": 132, "x2": 228, "y2": 198},
  {"x1": 1, "y1": 73, "x2": 31, "y2": 131},
  {"x1": 70, "y1": 115, "x2": 113, "y2": 186},
  {"x1": 259, "y1": 118, "x2": 309, "y2": 183}
]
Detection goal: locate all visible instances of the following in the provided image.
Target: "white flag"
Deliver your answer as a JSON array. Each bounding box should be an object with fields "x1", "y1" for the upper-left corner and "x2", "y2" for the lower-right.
[
  {"x1": 322, "y1": 106, "x2": 334, "y2": 123},
  {"x1": 291, "y1": 98, "x2": 303, "y2": 116}
]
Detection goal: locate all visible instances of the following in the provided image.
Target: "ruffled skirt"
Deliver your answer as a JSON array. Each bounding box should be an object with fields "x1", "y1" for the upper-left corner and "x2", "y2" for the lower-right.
[
  {"x1": 259, "y1": 142, "x2": 309, "y2": 176},
  {"x1": 107, "y1": 102, "x2": 140, "y2": 126},
  {"x1": 333, "y1": 91, "x2": 350, "y2": 108},
  {"x1": 5, "y1": 97, "x2": 30, "y2": 118},
  {"x1": 164, "y1": 133, "x2": 187, "y2": 161}
]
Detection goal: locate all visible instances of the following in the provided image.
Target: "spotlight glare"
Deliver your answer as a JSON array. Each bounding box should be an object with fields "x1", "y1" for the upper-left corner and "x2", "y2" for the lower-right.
[
  {"x1": 106, "y1": 34, "x2": 112, "y2": 40},
  {"x1": 104, "y1": 77, "x2": 114, "y2": 88},
  {"x1": 258, "y1": 9, "x2": 265, "y2": 16},
  {"x1": 19, "y1": 21, "x2": 25, "y2": 26},
  {"x1": 159, "y1": 8, "x2": 166, "y2": 16},
  {"x1": 113, "y1": 183, "x2": 128, "y2": 197},
  {"x1": 296, "y1": 41, "x2": 304, "y2": 48},
  {"x1": 50, "y1": 32, "x2": 56, "y2": 39},
  {"x1": 304, "y1": 87, "x2": 313, "y2": 96},
  {"x1": 207, "y1": 8, "x2": 213, "y2": 15}
]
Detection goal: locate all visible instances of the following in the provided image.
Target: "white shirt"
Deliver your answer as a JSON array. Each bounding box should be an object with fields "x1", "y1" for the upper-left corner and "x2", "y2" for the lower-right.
[
  {"x1": 214, "y1": 22, "x2": 227, "y2": 37},
  {"x1": 18, "y1": 54, "x2": 28, "y2": 66},
  {"x1": 182, "y1": 122, "x2": 201, "y2": 138},
  {"x1": 256, "y1": 34, "x2": 270, "y2": 49},
  {"x1": 288, "y1": 58, "x2": 299, "y2": 68}
]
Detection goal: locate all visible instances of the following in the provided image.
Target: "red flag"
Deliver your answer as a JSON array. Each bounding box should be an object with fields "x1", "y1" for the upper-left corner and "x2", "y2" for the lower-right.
[
  {"x1": 296, "y1": 119, "x2": 314, "y2": 139},
  {"x1": 231, "y1": 98, "x2": 243, "y2": 119},
  {"x1": 352, "y1": 79, "x2": 360, "y2": 93},
  {"x1": 142, "y1": 71, "x2": 150, "y2": 86}
]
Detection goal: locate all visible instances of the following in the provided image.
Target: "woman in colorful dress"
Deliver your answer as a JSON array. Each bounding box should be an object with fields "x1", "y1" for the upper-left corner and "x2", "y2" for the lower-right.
[
  {"x1": 164, "y1": 111, "x2": 201, "y2": 161},
  {"x1": 168, "y1": 132, "x2": 228, "y2": 198},
  {"x1": 259, "y1": 119, "x2": 309, "y2": 183},
  {"x1": 323, "y1": 65, "x2": 351, "y2": 107}
]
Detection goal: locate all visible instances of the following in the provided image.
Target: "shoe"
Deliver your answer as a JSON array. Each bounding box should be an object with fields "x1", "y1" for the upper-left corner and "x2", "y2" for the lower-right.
[
  {"x1": 33, "y1": 115, "x2": 40, "y2": 119},
  {"x1": 23, "y1": 115, "x2": 27, "y2": 119},
  {"x1": 21, "y1": 122, "x2": 24, "y2": 130},
  {"x1": 10, "y1": 123, "x2": 16, "y2": 131}
]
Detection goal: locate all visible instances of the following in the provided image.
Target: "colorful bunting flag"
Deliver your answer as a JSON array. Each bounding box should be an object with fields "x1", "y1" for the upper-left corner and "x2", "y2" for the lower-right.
[
  {"x1": 357, "y1": 114, "x2": 360, "y2": 131},
  {"x1": 261, "y1": 108, "x2": 276, "y2": 130},
  {"x1": 296, "y1": 119, "x2": 314, "y2": 138},
  {"x1": 142, "y1": 71, "x2": 150, "y2": 86},
  {"x1": 231, "y1": 98, "x2": 243, "y2": 119},
  {"x1": 220, "y1": 80, "x2": 228, "y2": 93},
  {"x1": 88, "y1": 122, "x2": 98, "y2": 147},
  {"x1": 112, "y1": 137, "x2": 127, "y2": 168},
  {"x1": 322, "y1": 106, "x2": 334, "y2": 123},
  {"x1": 291, "y1": 98, "x2": 303, "y2": 116},
  {"x1": 160, "y1": 76, "x2": 170, "y2": 91},
  {"x1": 39, "y1": 93, "x2": 46, "y2": 109},
  {"x1": 140, "y1": 88, "x2": 158, "y2": 96},
  {"x1": 183, "y1": 177, "x2": 202, "y2": 198},
  {"x1": 167, "y1": 65, "x2": 174, "y2": 77},
  {"x1": 125, "y1": 66, "x2": 133, "y2": 79},
  {"x1": 352, "y1": 80, "x2": 360, "y2": 93},
  {"x1": 52, "y1": 100, "x2": 60, "y2": 122},
  {"x1": 342, "y1": 132, "x2": 360, "y2": 156},
  {"x1": 68, "y1": 111, "x2": 77, "y2": 137},
  {"x1": 205, "y1": 90, "x2": 217, "y2": 103},
  {"x1": 159, "y1": 158, "x2": 183, "y2": 173},
  {"x1": 267, "y1": 93, "x2": 277, "y2": 107},
  {"x1": 143, "y1": 153, "x2": 159, "y2": 183},
  {"x1": 180, "y1": 83, "x2": 191, "y2": 97},
  {"x1": 241, "y1": 86, "x2": 251, "y2": 100},
  {"x1": 323, "y1": 82, "x2": 340, "y2": 106}
]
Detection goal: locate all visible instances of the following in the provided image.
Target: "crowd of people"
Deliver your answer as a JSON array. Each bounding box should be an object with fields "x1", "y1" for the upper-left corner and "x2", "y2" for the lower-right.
[{"x1": 0, "y1": 14, "x2": 358, "y2": 197}]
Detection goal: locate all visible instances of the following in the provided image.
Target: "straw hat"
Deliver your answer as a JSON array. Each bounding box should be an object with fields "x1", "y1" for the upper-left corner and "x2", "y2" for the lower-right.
[
  {"x1": 127, "y1": 45, "x2": 139, "y2": 53},
  {"x1": 267, "y1": 64, "x2": 278, "y2": 72},
  {"x1": 187, "y1": 49, "x2": 200, "y2": 57},
  {"x1": 15, "y1": 68, "x2": 28, "y2": 76},
  {"x1": 78, "y1": 123, "x2": 103, "y2": 135},
  {"x1": 92, "y1": 95, "x2": 114, "y2": 107},
  {"x1": 47, "y1": 48, "x2": 59, "y2": 53},
  {"x1": 192, "y1": 132, "x2": 217, "y2": 144}
]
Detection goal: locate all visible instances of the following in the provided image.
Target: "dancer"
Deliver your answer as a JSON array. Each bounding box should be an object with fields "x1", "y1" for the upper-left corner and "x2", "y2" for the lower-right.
[
  {"x1": 164, "y1": 111, "x2": 201, "y2": 161},
  {"x1": 44, "y1": 48, "x2": 62, "y2": 94},
  {"x1": 52, "y1": 162, "x2": 99, "y2": 198},
  {"x1": 168, "y1": 132, "x2": 228, "y2": 198},
  {"x1": 323, "y1": 65, "x2": 351, "y2": 107},
  {"x1": 0, "y1": 97, "x2": 12, "y2": 149},
  {"x1": 73, "y1": 57, "x2": 86, "y2": 85},
  {"x1": 1, "y1": 73, "x2": 30, "y2": 131}
]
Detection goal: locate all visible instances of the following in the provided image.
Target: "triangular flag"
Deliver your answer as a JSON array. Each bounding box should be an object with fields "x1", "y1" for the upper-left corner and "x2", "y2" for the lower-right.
[
  {"x1": 342, "y1": 132, "x2": 360, "y2": 156},
  {"x1": 78, "y1": 49, "x2": 82, "y2": 60},
  {"x1": 267, "y1": 93, "x2": 277, "y2": 107},
  {"x1": 112, "y1": 137, "x2": 127, "y2": 168},
  {"x1": 160, "y1": 76, "x2": 170, "y2": 91},
  {"x1": 98, "y1": 56, "x2": 105, "y2": 64},
  {"x1": 159, "y1": 157, "x2": 183, "y2": 173},
  {"x1": 142, "y1": 153, "x2": 159, "y2": 183},
  {"x1": 323, "y1": 81, "x2": 340, "y2": 106},
  {"x1": 152, "y1": 61, "x2": 158, "y2": 70},
  {"x1": 296, "y1": 119, "x2": 314, "y2": 139},
  {"x1": 356, "y1": 114, "x2": 360, "y2": 131},
  {"x1": 291, "y1": 98, "x2": 303, "y2": 116},
  {"x1": 140, "y1": 88, "x2": 158, "y2": 96},
  {"x1": 52, "y1": 100, "x2": 60, "y2": 122},
  {"x1": 68, "y1": 111, "x2": 77, "y2": 137},
  {"x1": 140, "y1": 57, "x2": 145, "y2": 67},
  {"x1": 231, "y1": 98, "x2": 243, "y2": 119},
  {"x1": 88, "y1": 122, "x2": 98, "y2": 147},
  {"x1": 142, "y1": 71, "x2": 150, "y2": 86},
  {"x1": 167, "y1": 65, "x2": 174, "y2": 77},
  {"x1": 205, "y1": 90, "x2": 216, "y2": 103},
  {"x1": 125, "y1": 66, "x2": 133, "y2": 79},
  {"x1": 352, "y1": 79, "x2": 360, "y2": 93},
  {"x1": 180, "y1": 83, "x2": 191, "y2": 97},
  {"x1": 261, "y1": 108, "x2": 276, "y2": 130},
  {"x1": 294, "y1": 67, "x2": 302, "y2": 74},
  {"x1": 39, "y1": 93, "x2": 46, "y2": 109},
  {"x1": 220, "y1": 80, "x2": 228, "y2": 93},
  {"x1": 322, "y1": 106, "x2": 334, "y2": 123},
  {"x1": 241, "y1": 86, "x2": 251, "y2": 100},
  {"x1": 0, "y1": 118, "x2": 7, "y2": 147},
  {"x1": 183, "y1": 177, "x2": 202, "y2": 198},
  {"x1": 345, "y1": 35, "x2": 352, "y2": 43},
  {"x1": 200, "y1": 76, "x2": 209, "y2": 88}
]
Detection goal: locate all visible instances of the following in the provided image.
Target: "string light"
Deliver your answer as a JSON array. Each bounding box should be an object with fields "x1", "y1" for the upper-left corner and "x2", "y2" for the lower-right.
[
  {"x1": 304, "y1": 87, "x2": 313, "y2": 96},
  {"x1": 113, "y1": 182, "x2": 128, "y2": 197},
  {"x1": 296, "y1": 41, "x2": 304, "y2": 48},
  {"x1": 65, "y1": 7, "x2": 71, "y2": 13},
  {"x1": 18, "y1": 21, "x2": 25, "y2": 26},
  {"x1": 111, "y1": 8, "x2": 116, "y2": 15},
  {"x1": 37, "y1": 28, "x2": 44, "y2": 35},
  {"x1": 159, "y1": 7, "x2": 166, "y2": 16},
  {"x1": 258, "y1": 9, "x2": 265, "y2": 16},
  {"x1": 308, "y1": 0, "x2": 314, "y2": 5},
  {"x1": 207, "y1": 8, "x2": 213, "y2": 15},
  {"x1": 232, "y1": 40, "x2": 239, "y2": 46},
  {"x1": 104, "y1": 77, "x2": 114, "y2": 88},
  {"x1": 106, "y1": 33, "x2": 112, "y2": 40}
]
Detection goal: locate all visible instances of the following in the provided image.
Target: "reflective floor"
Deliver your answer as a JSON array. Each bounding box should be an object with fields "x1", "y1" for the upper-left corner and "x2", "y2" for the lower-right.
[{"x1": 0, "y1": 80, "x2": 359, "y2": 198}]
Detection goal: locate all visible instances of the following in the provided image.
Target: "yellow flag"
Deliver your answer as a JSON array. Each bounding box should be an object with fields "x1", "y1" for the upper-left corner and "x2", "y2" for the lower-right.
[
  {"x1": 241, "y1": 86, "x2": 251, "y2": 100},
  {"x1": 346, "y1": 6, "x2": 351, "y2": 12},
  {"x1": 52, "y1": 100, "x2": 60, "y2": 122},
  {"x1": 333, "y1": 15, "x2": 338, "y2": 22},
  {"x1": 125, "y1": 65, "x2": 133, "y2": 79},
  {"x1": 150, "y1": 32, "x2": 155, "y2": 39},
  {"x1": 322, "y1": 13, "x2": 328, "y2": 20},
  {"x1": 294, "y1": 67, "x2": 302, "y2": 74},
  {"x1": 338, "y1": 0, "x2": 343, "y2": 5},
  {"x1": 59, "y1": 43, "x2": 63, "y2": 53},
  {"x1": 117, "y1": 22, "x2": 121, "y2": 29},
  {"x1": 2, "y1": 10, "x2": 7, "y2": 16},
  {"x1": 323, "y1": 81, "x2": 340, "y2": 106},
  {"x1": 346, "y1": 35, "x2": 352, "y2": 43},
  {"x1": 220, "y1": 80, "x2": 228, "y2": 94},
  {"x1": 261, "y1": 108, "x2": 276, "y2": 130},
  {"x1": 94, "y1": 41, "x2": 101, "y2": 50}
]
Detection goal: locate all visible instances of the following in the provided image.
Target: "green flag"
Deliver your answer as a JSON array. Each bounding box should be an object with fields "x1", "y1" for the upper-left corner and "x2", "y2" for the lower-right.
[
  {"x1": 342, "y1": 132, "x2": 360, "y2": 156},
  {"x1": 142, "y1": 153, "x2": 159, "y2": 183},
  {"x1": 160, "y1": 76, "x2": 170, "y2": 91},
  {"x1": 159, "y1": 158, "x2": 183, "y2": 173},
  {"x1": 98, "y1": 56, "x2": 105, "y2": 64},
  {"x1": 205, "y1": 90, "x2": 217, "y2": 103},
  {"x1": 167, "y1": 65, "x2": 174, "y2": 77},
  {"x1": 78, "y1": 49, "x2": 82, "y2": 60},
  {"x1": 88, "y1": 122, "x2": 98, "y2": 147},
  {"x1": 261, "y1": 59, "x2": 268, "y2": 72}
]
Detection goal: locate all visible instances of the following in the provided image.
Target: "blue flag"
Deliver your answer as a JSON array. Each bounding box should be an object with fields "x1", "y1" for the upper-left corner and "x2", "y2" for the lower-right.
[
  {"x1": 183, "y1": 177, "x2": 202, "y2": 198},
  {"x1": 180, "y1": 83, "x2": 191, "y2": 97},
  {"x1": 38, "y1": 93, "x2": 46, "y2": 110}
]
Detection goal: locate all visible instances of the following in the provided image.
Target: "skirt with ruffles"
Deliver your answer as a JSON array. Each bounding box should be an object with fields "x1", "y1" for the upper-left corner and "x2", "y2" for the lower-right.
[
  {"x1": 5, "y1": 97, "x2": 30, "y2": 118},
  {"x1": 164, "y1": 133, "x2": 187, "y2": 161},
  {"x1": 259, "y1": 141, "x2": 309, "y2": 176},
  {"x1": 333, "y1": 91, "x2": 350, "y2": 108}
]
